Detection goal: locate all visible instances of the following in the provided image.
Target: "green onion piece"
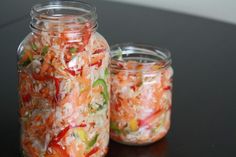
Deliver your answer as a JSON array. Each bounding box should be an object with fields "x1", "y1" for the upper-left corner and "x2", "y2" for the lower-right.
[{"x1": 42, "y1": 46, "x2": 49, "y2": 56}]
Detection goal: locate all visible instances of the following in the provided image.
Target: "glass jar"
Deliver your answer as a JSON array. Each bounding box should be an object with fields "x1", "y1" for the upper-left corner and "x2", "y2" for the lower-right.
[
  {"x1": 17, "y1": 1, "x2": 110, "y2": 157},
  {"x1": 110, "y1": 43, "x2": 173, "y2": 145}
]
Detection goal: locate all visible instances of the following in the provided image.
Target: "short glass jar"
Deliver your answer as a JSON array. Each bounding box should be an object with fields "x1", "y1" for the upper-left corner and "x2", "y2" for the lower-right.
[
  {"x1": 110, "y1": 43, "x2": 173, "y2": 145},
  {"x1": 17, "y1": 1, "x2": 110, "y2": 157}
]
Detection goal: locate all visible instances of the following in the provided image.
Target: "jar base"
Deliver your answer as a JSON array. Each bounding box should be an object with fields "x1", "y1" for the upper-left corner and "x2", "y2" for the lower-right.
[{"x1": 110, "y1": 134, "x2": 167, "y2": 146}]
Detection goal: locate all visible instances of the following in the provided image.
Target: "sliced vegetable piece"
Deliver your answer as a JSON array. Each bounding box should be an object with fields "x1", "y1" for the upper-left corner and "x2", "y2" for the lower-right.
[
  {"x1": 90, "y1": 60, "x2": 102, "y2": 68},
  {"x1": 53, "y1": 77, "x2": 60, "y2": 101},
  {"x1": 104, "y1": 68, "x2": 109, "y2": 79},
  {"x1": 69, "y1": 47, "x2": 77, "y2": 54},
  {"x1": 93, "y1": 49, "x2": 105, "y2": 54},
  {"x1": 85, "y1": 146, "x2": 99, "y2": 157},
  {"x1": 48, "y1": 126, "x2": 71, "y2": 147},
  {"x1": 92, "y1": 78, "x2": 109, "y2": 105},
  {"x1": 110, "y1": 122, "x2": 121, "y2": 135},
  {"x1": 138, "y1": 109, "x2": 162, "y2": 127},
  {"x1": 87, "y1": 134, "x2": 99, "y2": 149},
  {"x1": 75, "y1": 128, "x2": 88, "y2": 143},
  {"x1": 19, "y1": 51, "x2": 33, "y2": 66},
  {"x1": 129, "y1": 119, "x2": 138, "y2": 132},
  {"x1": 22, "y1": 94, "x2": 31, "y2": 103},
  {"x1": 42, "y1": 46, "x2": 49, "y2": 56},
  {"x1": 31, "y1": 43, "x2": 37, "y2": 51}
]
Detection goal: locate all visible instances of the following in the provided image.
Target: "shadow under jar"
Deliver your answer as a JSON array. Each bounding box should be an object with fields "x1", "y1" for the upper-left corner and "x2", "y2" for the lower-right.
[
  {"x1": 17, "y1": 1, "x2": 110, "y2": 157},
  {"x1": 110, "y1": 43, "x2": 173, "y2": 145}
]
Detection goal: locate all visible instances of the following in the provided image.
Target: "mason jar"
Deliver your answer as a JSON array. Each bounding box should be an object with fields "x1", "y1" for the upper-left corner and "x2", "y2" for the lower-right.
[
  {"x1": 17, "y1": 1, "x2": 110, "y2": 156},
  {"x1": 110, "y1": 43, "x2": 173, "y2": 145}
]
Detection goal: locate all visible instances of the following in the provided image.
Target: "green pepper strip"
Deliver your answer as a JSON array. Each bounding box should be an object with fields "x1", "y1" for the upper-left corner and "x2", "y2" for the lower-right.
[
  {"x1": 87, "y1": 134, "x2": 99, "y2": 149},
  {"x1": 19, "y1": 51, "x2": 33, "y2": 67},
  {"x1": 92, "y1": 78, "x2": 109, "y2": 105},
  {"x1": 110, "y1": 122, "x2": 122, "y2": 135},
  {"x1": 31, "y1": 43, "x2": 37, "y2": 51},
  {"x1": 104, "y1": 67, "x2": 109, "y2": 79},
  {"x1": 42, "y1": 46, "x2": 49, "y2": 56},
  {"x1": 69, "y1": 47, "x2": 77, "y2": 54}
]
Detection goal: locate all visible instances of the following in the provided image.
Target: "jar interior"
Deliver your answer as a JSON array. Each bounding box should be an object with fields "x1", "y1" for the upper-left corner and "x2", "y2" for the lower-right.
[
  {"x1": 30, "y1": 1, "x2": 97, "y2": 32},
  {"x1": 111, "y1": 43, "x2": 171, "y2": 71}
]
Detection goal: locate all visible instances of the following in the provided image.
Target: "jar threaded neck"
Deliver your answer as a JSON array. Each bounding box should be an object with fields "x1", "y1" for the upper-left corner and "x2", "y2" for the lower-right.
[{"x1": 30, "y1": 1, "x2": 97, "y2": 34}]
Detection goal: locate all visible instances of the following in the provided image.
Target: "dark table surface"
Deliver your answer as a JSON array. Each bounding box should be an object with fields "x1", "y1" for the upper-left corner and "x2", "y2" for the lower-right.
[{"x1": 0, "y1": 0, "x2": 236, "y2": 156}]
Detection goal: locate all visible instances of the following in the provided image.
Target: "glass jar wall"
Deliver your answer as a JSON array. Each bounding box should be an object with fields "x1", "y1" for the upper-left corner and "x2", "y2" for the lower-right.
[
  {"x1": 110, "y1": 43, "x2": 173, "y2": 145},
  {"x1": 17, "y1": 1, "x2": 110, "y2": 156}
]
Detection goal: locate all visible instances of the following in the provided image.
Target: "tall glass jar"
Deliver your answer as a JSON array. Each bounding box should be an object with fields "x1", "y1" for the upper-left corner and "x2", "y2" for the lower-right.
[
  {"x1": 17, "y1": 1, "x2": 110, "y2": 157},
  {"x1": 110, "y1": 43, "x2": 173, "y2": 145}
]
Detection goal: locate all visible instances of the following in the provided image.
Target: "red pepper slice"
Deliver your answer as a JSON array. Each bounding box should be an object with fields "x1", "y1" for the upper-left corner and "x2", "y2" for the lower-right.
[
  {"x1": 93, "y1": 49, "x2": 105, "y2": 54},
  {"x1": 90, "y1": 60, "x2": 102, "y2": 68},
  {"x1": 53, "y1": 78, "x2": 60, "y2": 101},
  {"x1": 22, "y1": 94, "x2": 31, "y2": 103},
  {"x1": 163, "y1": 86, "x2": 171, "y2": 90},
  {"x1": 48, "y1": 123, "x2": 87, "y2": 149},
  {"x1": 65, "y1": 68, "x2": 76, "y2": 76},
  {"x1": 138, "y1": 109, "x2": 162, "y2": 127},
  {"x1": 85, "y1": 146, "x2": 99, "y2": 157},
  {"x1": 48, "y1": 126, "x2": 71, "y2": 147},
  {"x1": 65, "y1": 67, "x2": 83, "y2": 76}
]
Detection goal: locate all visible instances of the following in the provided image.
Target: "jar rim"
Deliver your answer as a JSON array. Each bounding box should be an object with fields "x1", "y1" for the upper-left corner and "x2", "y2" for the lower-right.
[
  {"x1": 30, "y1": 0, "x2": 97, "y2": 33},
  {"x1": 110, "y1": 43, "x2": 172, "y2": 72}
]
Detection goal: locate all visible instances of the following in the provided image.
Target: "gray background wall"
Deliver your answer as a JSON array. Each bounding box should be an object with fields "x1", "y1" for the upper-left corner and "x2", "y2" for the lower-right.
[{"x1": 108, "y1": 0, "x2": 236, "y2": 25}]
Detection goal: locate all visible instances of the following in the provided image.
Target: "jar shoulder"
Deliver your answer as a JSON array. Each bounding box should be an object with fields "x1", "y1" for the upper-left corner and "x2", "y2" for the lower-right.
[{"x1": 17, "y1": 32, "x2": 34, "y2": 56}]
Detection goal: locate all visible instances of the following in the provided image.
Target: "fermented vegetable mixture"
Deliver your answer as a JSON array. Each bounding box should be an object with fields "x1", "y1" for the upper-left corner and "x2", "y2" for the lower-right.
[
  {"x1": 18, "y1": 21, "x2": 110, "y2": 157},
  {"x1": 110, "y1": 48, "x2": 173, "y2": 145}
]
